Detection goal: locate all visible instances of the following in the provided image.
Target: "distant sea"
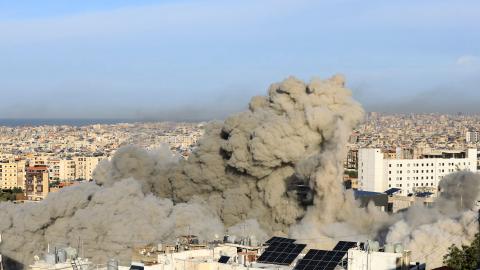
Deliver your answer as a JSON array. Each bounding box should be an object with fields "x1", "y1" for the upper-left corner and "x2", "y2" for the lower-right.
[{"x1": 0, "y1": 119, "x2": 140, "y2": 127}]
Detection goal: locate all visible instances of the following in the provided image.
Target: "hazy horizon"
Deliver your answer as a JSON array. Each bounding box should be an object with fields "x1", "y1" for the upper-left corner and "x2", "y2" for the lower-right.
[{"x1": 1, "y1": 0, "x2": 479, "y2": 119}]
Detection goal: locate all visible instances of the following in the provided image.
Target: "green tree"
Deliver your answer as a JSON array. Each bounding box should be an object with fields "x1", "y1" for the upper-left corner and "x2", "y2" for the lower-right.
[
  {"x1": 11, "y1": 187, "x2": 23, "y2": 193},
  {"x1": 443, "y1": 233, "x2": 480, "y2": 270},
  {"x1": 344, "y1": 170, "x2": 358, "y2": 178},
  {"x1": 0, "y1": 190, "x2": 16, "y2": 201}
]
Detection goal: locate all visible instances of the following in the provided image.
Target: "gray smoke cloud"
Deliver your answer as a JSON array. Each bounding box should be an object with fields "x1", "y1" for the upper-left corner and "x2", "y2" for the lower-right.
[
  {"x1": 386, "y1": 172, "x2": 480, "y2": 268},
  {"x1": 0, "y1": 177, "x2": 225, "y2": 266},
  {"x1": 0, "y1": 75, "x2": 479, "y2": 270}
]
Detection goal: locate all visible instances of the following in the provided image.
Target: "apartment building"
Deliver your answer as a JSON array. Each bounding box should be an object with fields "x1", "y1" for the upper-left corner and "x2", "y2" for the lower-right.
[
  {"x1": 73, "y1": 156, "x2": 103, "y2": 181},
  {"x1": 0, "y1": 159, "x2": 26, "y2": 190},
  {"x1": 465, "y1": 130, "x2": 479, "y2": 143},
  {"x1": 358, "y1": 148, "x2": 477, "y2": 196},
  {"x1": 59, "y1": 159, "x2": 76, "y2": 181},
  {"x1": 25, "y1": 166, "x2": 49, "y2": 200}
]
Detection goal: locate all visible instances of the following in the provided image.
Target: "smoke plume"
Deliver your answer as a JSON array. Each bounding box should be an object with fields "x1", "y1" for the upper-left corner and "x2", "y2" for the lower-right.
[{"x1": 0, "y1": 75, "x2": 479, "y2": 270}]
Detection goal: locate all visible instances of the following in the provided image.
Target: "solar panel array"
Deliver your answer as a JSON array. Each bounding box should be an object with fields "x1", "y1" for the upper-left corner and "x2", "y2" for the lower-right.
[
  {"x1": 294, "y1": 249, "x2": 347, "y2": 270},
  {"x1": 257, "y1": 242, "x2": 306, "y2": 265},
  {"x1": 218, "y1": 256, "x2": 230, "y2": 264},
  {"x1": 332, "y1": 241, "x2": 357, "y2": 252},
  {"x1": 265, "y1": 236, "x2": 296, "y2": 245}
]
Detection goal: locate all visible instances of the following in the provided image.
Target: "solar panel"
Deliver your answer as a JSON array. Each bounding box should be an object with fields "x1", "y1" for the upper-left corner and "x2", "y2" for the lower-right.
[
  {"x1": 265, "y1": 236, "x2": 296, "y2": 245},
  {"x1": 257, "y1": 242, "x2": 306, "y2": 265},
  {"x1": 332, "y1": 241, "x2": 358, "y2": 252},
  {"x1": 294, "y1": 249, "x2": 347, "y2": 270},
  {"x1": 218, "y1": 256, "x2": 230, "y2": 264}
]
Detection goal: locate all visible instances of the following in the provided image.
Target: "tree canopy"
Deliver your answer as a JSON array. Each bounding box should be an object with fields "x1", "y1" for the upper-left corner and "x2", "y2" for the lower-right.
[{"x1": 443, "y1": 233, "x2": 480, "y2": 270}]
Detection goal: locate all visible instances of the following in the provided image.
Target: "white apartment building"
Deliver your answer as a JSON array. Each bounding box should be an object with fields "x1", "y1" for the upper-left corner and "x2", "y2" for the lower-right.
[
  {"x1": 465, "y1": 130, "x2": 479, "y2": 143},
  {"x1": 358, "y1": 148, "x2": 477, "y2": 196}
]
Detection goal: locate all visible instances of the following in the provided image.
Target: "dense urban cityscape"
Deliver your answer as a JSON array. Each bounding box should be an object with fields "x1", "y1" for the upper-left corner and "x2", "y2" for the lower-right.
[
  {"x1": 0, "y1": 122, "x2": 204, "y2": 200},
  {"x1": 1, "y1": 112, "x2": 479, "y2": 270},
  {"x1": 2, "y1": 113, "x2": 480, "y2": 201},
  {"x1": 1, "y1": 1, "x2": 479, "y2": 270}
]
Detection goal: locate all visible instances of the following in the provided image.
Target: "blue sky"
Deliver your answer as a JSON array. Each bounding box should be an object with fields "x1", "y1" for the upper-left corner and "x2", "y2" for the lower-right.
[{"x1": 0, "y1": 0, "x2": 479, "y2": 119}]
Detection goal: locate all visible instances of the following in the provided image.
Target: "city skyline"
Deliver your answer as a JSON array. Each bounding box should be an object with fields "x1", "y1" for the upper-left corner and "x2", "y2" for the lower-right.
[{"x1": 1, "y1": 0, "x2": 479, "y2": 120}]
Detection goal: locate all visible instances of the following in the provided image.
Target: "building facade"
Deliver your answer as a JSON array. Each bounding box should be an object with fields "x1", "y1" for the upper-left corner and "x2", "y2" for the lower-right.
[
  {"x1": 0, "y1": 159, "x2": 26, "y2": 190},
  {"x1": 465, "y1": 130, "x2": 479, "y2": 143},
  {"x1": 25, "y1": 166, "x2": 49, "y2": 200},
  {"x1": 73, "y1": 156, "x2": 103, "y2": 181},
  {"x1": 358, "y1": 148, "x2": 477, "y2": 196}
]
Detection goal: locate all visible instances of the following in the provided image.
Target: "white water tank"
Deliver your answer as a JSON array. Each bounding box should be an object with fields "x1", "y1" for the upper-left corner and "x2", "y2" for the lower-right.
[
  {"x1": 367, "y1": 240, "x2": 379, "y2": 252},
  {"x1": 45, "y1": 253, "x2": 56, "y2": 265},
  {"x1": 107, "y1": 258, "x2": 119, "y2": 270},
  {"x1": 394, "y1": 244, "x2": 404, "y2": 253},
  {"x1": 57, "y1": 249, "x2": 67, "y2": 263},
  {"x1": 249, "y1": 236, "x2": 257, "y2": 246},
  {"x1": 384, "y1": 244, "x2": 395, "y2": 253},
  {"x1": 63, "y1": 247, "x2": 78, "y2": 260}
]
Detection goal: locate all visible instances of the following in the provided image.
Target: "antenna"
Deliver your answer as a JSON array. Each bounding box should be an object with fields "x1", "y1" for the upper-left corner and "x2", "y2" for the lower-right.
[
  {"x1": 77, "y1": 236, "x2": 80, "y2": 256},
  {"x1": 477, "y1": 209, "x2": 480, "y2": 269}
]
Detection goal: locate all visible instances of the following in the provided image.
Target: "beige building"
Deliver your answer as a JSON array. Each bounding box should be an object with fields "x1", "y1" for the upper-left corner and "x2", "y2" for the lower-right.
[
  {"x1": 59, "y1": 159, "x2": 76, "y2": 181},
  {"x1": 74, "y1": 156, "x2": 103, "y2": 180},
  {"x1": 0, "y1": 159, "x2": 26, "y2": 190},
  {"x1": 25, "y1": 166, "x2": 49, "y2": 200}
]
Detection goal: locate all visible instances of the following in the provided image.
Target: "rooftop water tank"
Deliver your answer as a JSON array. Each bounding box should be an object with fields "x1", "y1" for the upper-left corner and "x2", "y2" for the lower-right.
[
  {"x1": 63, "y1": 247, "x2": 78, "y2": 260},
  {"x1": 107, "y1": 258, "x2": 119, "y2": 270},
  {"x1": 45, "y1": 253, "x2": 56, "y2": 265},
  {"x1": 56, "y1": 249, "x2": 67, "y2": 263},
  {"x1": 384, "y1": 244, "x2": 395, "y2": 253},
  {"x1": 367, "y1": 240, "x2": 379, "y2": 252},
  {"x1": 249, "y1": 235, "x2": 257, "y2": 246},
  {"x1": 394, "y1": 243, "x2": 404, "y2": 253}
]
